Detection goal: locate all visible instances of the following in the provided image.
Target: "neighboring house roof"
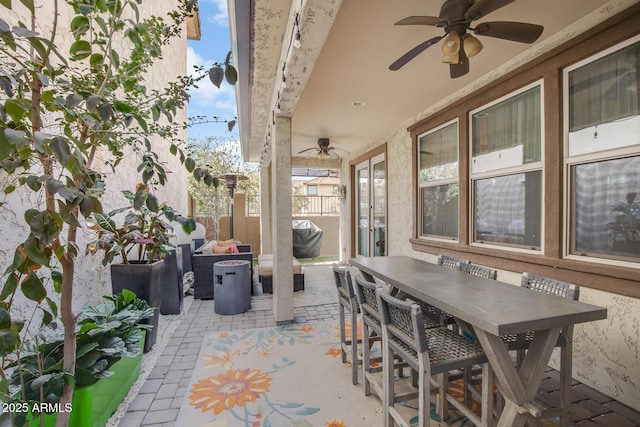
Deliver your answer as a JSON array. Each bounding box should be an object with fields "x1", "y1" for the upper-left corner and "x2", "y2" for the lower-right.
[{"x1": 303, "y1": 177, "x2": 340, "y2": 186}]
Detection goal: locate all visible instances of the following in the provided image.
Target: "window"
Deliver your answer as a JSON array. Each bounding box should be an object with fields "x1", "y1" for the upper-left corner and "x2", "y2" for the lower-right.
[
  {"x1": 470, "y1": 83, "x2": 543, "y2": 250},
  {"x1": 418, "y1": 121, "x2": 458, "y2": 240},
  {"x1": 307, "y1": 185, "x2": 317, "y2": 196},
  {"x1": 565, "y1": 36, "x2": 640, "y2": 263}
]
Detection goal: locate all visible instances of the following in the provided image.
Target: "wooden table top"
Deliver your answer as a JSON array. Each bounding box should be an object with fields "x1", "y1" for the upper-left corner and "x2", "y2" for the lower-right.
[{"x1": 350, "y1": 256, "x2": 607, "y2": 336}]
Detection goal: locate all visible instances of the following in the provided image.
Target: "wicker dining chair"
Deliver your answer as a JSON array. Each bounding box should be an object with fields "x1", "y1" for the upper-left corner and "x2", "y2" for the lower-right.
[
  {"x1": 500, "y1": 272, "x2": 579, "y2": 427},
  {"x1": 437, "y1": 255, "x2": 470, "y2": 269},
  {"x1": 331, "y1": 263, "x2": 361, "y2": 385},
  {"x1": 376, "y1": 289, "x2": 494, "y2": 427},
  {"x1": 352, "y1": 275, "x2": 442, "y2": 399},
  {"x1": 459, "y1": 263, "x2": 497, "y2": 405},
  {"x1": 461, "y1": 263, "x2": 497, "y2": 280},
  {"x1": 416, "y1": 255, "x2": 470, "y2": 326}
]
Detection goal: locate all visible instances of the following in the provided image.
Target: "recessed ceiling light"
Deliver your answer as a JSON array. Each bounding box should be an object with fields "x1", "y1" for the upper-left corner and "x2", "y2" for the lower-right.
[{"x1": 352, "y1": 100, "x2": 366, "y2": 107}]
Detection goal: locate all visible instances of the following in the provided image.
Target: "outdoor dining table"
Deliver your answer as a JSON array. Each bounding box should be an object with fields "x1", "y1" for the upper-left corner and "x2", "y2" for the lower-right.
[{"x1": 349, "y1": 255, "x2": 608, "y2": 427}]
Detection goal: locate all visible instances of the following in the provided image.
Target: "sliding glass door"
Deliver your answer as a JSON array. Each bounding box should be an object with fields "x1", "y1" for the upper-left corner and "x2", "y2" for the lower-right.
[{"x1": 355, "y1": 153, "x2": 386, "y2": 257}]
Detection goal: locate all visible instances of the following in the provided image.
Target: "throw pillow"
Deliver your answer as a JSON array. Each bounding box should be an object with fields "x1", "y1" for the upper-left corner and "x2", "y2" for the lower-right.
[{"x1": 212, "y1": 245, "x2": 233, "y2": 254}]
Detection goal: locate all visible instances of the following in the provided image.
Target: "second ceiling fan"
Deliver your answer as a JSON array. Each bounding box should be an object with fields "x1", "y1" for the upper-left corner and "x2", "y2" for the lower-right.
[{"x1": 389, "y1": 0, "x2": 544, "y2": 78}]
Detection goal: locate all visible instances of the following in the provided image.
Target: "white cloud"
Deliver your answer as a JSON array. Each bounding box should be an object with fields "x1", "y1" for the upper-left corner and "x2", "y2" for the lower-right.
[
  {"x1": 203, "y1": 0, "x2": 229, "y2": 27},
  {"x1": 186, "y1": 46, "x2": 236, "y2": 114}
]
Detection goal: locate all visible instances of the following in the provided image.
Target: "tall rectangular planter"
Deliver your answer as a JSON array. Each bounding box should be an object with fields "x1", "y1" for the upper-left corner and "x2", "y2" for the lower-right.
[
  {"x1": 111, "y1": 260, "x2": 163, "y2": 352},
  {"x1": 27, "y1": 332, "x2": 144, "y2": 427},
  {"x1": 160, "y1": 247, "x2": 184, "y2": 315}
]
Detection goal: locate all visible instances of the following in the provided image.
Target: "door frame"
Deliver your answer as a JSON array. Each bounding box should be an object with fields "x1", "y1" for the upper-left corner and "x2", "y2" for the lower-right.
[{"x1": 350, "y1": 144, "x2": 387, "y2": 258}]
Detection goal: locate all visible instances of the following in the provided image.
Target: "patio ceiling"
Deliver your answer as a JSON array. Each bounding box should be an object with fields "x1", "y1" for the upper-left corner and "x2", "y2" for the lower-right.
[{"x1": 229, "y1": 0, "x2": 629, "y2": 163}]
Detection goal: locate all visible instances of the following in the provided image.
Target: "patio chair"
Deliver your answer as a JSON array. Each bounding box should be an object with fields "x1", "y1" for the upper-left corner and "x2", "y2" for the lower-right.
[
  {"x1": 461, "y1": 263, "x2": 497, "y2": 280},
  {"x1": 500, "y1": 272, "x2": 579, "y2": 427},
  {"x1": 352, "y1": 275, "x2": 441, "y2": 399},
  {"x1": 376, "y1": 289, "x2": 493, "y2": 427},
  {"x1": 416, "y1": 255, "x2": 470, "y2": 327},
  {"x1": 437, "y1": 255, "x2": 470, "y2": 269},
  {"x1": 331, "y1": 263, "x2": 361, "y2": 385},
  {"x1": 459, "y1": 263, "x2": 497, "y2": 405}
]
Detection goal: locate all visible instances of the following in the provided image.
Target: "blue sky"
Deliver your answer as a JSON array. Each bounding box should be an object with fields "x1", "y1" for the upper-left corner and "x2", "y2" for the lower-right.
[{"x1": 186, "y1": 0, "x2": 238, "y2": 141}]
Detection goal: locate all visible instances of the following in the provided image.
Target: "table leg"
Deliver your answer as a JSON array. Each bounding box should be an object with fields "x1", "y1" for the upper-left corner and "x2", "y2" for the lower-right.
[{"x1": 474, "y1": 327, "x2": 562, "y2": 427}]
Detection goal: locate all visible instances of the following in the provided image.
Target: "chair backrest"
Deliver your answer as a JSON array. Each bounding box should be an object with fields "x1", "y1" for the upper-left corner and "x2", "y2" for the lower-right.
[
  {"x1": 332, "y1": 263, "x2": 356, "y2": 302},
  {"x1": 437, "y1": 255, "x2": 470, "y2": 270},
  {"x1": 353, "y1": 275, "x2": 381, "y2": 325},
  {"x1": 376, "y1": 289, "x2": 428, "y2": 354},
  {"x1": 462, "y1": 263, "x2": 497, "y2": 280},
  {"x1": 521, "y1": 272, "x2": 580, "y2": 301}
]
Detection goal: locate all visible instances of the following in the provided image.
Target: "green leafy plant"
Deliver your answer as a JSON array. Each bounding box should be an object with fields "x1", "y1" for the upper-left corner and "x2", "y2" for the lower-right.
[
  {"x1": 0, "y1": 1, "x2": 233, "y2": 424},
  {"x1": 5, "y1": 290, "x2": 152, "y2": 426},
  {"x1": 90, "y1": 184, "x2": 196, "y2": 264}
]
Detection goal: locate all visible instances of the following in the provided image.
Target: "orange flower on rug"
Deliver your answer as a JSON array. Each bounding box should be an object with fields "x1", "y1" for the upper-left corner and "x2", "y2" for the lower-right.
[
  {"x1": 176, "y1": 322, "x2": 385, "y2": 427},
  {"x1": 189, "y1": 368, "x2": 272, "y2": 415}
]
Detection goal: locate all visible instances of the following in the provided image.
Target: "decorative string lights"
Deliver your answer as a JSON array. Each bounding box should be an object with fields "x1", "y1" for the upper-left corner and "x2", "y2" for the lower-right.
[
  {"x1": 259, "y1": 2, "x2": 304, "y2": 168},
  {"x1": 293, "y1": 13, "x2": 302, "y2": 49}
]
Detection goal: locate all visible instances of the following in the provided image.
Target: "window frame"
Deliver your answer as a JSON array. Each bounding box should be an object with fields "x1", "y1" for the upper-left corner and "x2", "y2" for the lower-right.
[
  {"x1": 468, "y1": 80, "x2": 545, "y2": 253},
  {"x1": 417, "y1": 119, "x2": 460, "y2": 242},
  {"x1": 563, "y1": 34, "x2": 640, "y2": 268}
]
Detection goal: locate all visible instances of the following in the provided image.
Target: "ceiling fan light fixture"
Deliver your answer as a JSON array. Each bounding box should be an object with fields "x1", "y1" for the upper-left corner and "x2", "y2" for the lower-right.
[
  {"x1": 441, "y1": 32, "x2": 460, "y2": 64},
  {"x1": 317, "y1": 150, "x2": 330, "y2": 159},
  {"x1": 463, "y1": 34, "x2": 483, "y2": 58}
]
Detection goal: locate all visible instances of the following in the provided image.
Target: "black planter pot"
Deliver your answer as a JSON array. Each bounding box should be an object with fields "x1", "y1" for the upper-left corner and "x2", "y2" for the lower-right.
[
  {"x1": 110, "y1": 260, "x2": 164, "y2": 353},
  {"x1": 160, "y1": 247, "x2": 184, "y2": 315}
]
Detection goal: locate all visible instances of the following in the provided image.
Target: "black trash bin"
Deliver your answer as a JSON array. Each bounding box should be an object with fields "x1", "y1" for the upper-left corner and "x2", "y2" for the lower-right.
[{"x1": 214, "y1": 260, "x2": 251, "y2": 315}]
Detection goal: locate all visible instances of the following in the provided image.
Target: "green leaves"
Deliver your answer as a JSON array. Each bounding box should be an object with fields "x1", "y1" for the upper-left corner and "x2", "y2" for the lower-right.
[
  {"x1": 209, "y1": 66, "x2": 224, "y2": 88},
  {"x1": 4, "y1": 98, "x2": 28, "y2": 122},
  {"x1": 29, "y1": 210, "x2": 62, "y2": 246},
  {"x1": 21, "y1": 273, "x2": 46, "y2": 302},
  {"x1": 225, "y1": 64, "x2": 238, "y2": 85},
  {"x1": 50, "y1": 136, "x2": 72, "y2": 166},
  {"x1": 70, "y1": 15, "x2": 89, "y2": 36},
  {"x1": 69, "y1": 39, "x2": 91, "y2": 60}
]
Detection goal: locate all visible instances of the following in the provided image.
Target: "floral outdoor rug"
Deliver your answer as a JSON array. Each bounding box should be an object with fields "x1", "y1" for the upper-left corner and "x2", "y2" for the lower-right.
[
  {"x1": 176, "y1": 320, "x2": 560, "y2": 427},
  {"x1": 176, "y1": 321, "x2": 391, "y2": 427}
]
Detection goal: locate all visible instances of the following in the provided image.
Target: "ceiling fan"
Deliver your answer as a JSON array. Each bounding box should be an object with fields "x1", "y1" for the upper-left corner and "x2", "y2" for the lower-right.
[
  {"x1": 389, "y1": 0, "x2": 544, "y2": 78},
  {"x1": 297, "y1": 138, "x2": 350, "y2": 160}
]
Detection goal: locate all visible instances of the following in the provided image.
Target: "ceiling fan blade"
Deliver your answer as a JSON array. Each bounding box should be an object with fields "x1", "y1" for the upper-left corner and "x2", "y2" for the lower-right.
[
  {"x1": 297, "y1": 147, "x2": 317, "y2": 154},
  {"x1": 389, "y1": 36, "x2": 443, "y2": 71},
  {"x1": 304, "y1": 149, "x2": 319, "y2": 158},
  {"x1": 328, "y1": 150, "x2": 340, "y2": 160},
  {"x1": 450, "y1": 48, "x2": 469, "y2": 79},
  {"x1": 474, "y1": 21, "x2": 543, "y2": 43},
  {"x1": 331, "y1": 146, "x2": 351, "y2": 155},
  {"x1": 394, "y1": 16, "x2": 441, "y2": 26},
  {"x1": 465, "y1": 0, "x2": 516, "y2": 21}
]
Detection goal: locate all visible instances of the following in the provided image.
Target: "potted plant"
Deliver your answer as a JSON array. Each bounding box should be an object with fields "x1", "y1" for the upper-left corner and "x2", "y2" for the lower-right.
[
  {"x1": 90, "y1": 184, "x2": 195, "y2": 350},
  {"x1": 5, "y1": 290, "x2": 152, "y2": 427}
]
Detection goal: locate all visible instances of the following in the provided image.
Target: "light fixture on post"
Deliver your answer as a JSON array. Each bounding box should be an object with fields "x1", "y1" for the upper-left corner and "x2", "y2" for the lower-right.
[
  {"x1": 441, "y1": 32, "x2": 460, "y2": 64},
  {"x1": 218, "y1": 173, "x2": 248, "y2": 240},
  {"x1": 463, "y1": 34, "x2": 483, "y2": 58}
]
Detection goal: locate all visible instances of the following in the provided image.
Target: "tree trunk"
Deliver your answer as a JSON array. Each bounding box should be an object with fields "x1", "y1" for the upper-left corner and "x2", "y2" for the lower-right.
[{"x1": 55, "y1": 242, "x2": 77, "y2": 427}]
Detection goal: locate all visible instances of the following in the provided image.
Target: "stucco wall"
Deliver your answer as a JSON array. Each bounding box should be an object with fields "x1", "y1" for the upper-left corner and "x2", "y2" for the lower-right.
[{"x1": 0, "y1": 1, "x2": 189, "y2": 320}]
